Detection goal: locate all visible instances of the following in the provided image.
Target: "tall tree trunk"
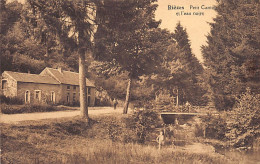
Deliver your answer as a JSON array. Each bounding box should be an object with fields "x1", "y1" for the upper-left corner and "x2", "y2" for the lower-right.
[
  {"x1": 123, "y1": 77, "x2": 132, "y2": 114},
  {"x1": 79, "y1": 48, "x2": 88, "y2": 120}
]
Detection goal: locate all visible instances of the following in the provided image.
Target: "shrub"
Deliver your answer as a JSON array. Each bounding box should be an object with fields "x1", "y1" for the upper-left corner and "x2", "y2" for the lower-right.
[
  {"x1": 155, "y1": 91, "x2": 174, "y2": 110},
  {"x1": 225, "y1": 88, "x2": 260, "y2": 148},
  {"x1": 104, "y1": 119, "x2": 124, "y2": 142},
  {"x1": 94, "y1": 98, "x2": 111, "y2": 106},
  {"x1": 83, "y1": 115, "x2": 137, "y2": 143},
  {"x1": 0, "y1": 95, "x2": 23, "y2": 105},
  {"x1": 0, "y1": 104, "x2": 72, "y2": 114},
  {"x1": 170, "y1": 105, "x2": 196, "y2": 113},
  {"x1": 213, "y1": 94, "x2": 236, "y2": 111},
  {"x1": 203, "y1": 114, "x2": 227, "y2": 140},
  {"x1": 56, "y1": 101, "x2": 80, "y2": 107},
  {"x1": 19, "y1": 104, "x2": 58, "y2": 113},
  {"x1": 0, "y1": 104, "x2": 21, "y2": 114},
  {"x1": 194, "y1": 123, "x2": 204, "y2": 137},
  {"x1": 72, "y1": 101, "x2": 80, "y2": 107},
  {"x1": 125, "y1": 110, "x2": 160, "y2": 143},
  {"x1": 201, "y1": 88, "x2": 260, "y2": 148}
]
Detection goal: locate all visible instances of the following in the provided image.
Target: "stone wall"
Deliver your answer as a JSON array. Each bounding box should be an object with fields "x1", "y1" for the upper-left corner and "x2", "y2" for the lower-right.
[
  {"x1": 1, "y1": 72, "x2": 17, "y2": 97},
  {"x1": 60, "y1": 84, "x2": 95, "y2": 106},
  {"x1": 17, "y1": 82, "x2": 61, "y2": 104}
]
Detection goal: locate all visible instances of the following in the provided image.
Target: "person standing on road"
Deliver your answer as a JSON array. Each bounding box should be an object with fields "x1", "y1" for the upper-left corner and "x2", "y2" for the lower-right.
[
  {"x1": 113, "y1": 98, "x2": 118, "y2": 110},
  {"x1": 156, "y1": 130, "x2": 165, "y2": 150}
]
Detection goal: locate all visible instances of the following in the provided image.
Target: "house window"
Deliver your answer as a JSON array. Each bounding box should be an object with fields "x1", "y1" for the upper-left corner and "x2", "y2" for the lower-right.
[
  {"x1": 87, "y1": 88, "x2": 91, "y2": 105},
  {"x1": 1, "y1": 80, "x2": 7, "y2": 89},
  {"x1": 73, "y1": 93, "x2": 76, "y2": 102},
  {"x1": 88, "y1": 96, "x2": 91, "y2": 106},
  {"x1": 67, "y1": 92, "x2": 70, "y2": 103},
  {"x1": 25, "y1": 91, "x2": 30, "y2": 103},
  {"x1": 51, "y1": 91, "x2": 55, "y2": 103},
  {"x1": 67, "y1": 86, "x2": 70, "y2": 90},
  {"x1": 73, "y1": 86, "x2": 76, "y2": 90},
  {"x1": 34, "y1": 90, "x2": 41, "y2": 101}
]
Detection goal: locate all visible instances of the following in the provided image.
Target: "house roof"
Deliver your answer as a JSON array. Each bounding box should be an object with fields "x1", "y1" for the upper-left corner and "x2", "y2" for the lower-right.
[
  {"x1": 41, "y1": 67, "x2": 95, "y2": 87},
  {"x1": 4, "y1": 71, "x2": 60, "y2": 84}
]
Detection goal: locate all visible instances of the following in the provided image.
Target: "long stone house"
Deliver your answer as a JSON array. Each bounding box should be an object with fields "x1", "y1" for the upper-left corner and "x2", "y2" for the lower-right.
[{"x1": 1, "y1": 67, "x2": 95, "y2": 106}]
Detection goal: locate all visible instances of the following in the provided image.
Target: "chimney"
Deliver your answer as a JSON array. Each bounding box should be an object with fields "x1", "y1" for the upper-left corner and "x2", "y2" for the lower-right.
[{"x1": 58, "y1": 67, "x2": 63, "y2": 73}]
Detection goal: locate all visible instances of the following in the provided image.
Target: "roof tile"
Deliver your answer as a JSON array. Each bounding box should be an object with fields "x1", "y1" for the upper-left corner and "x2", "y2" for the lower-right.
[
  {"x1": 4, "y1": 68, "x2": 95, "y2": 88},
  {"x1": 4, "y1": 71, "x2": 60, "y2": 84},
  {"x1": 44, "y1": 67, "x2": 95, "y2": 87}
]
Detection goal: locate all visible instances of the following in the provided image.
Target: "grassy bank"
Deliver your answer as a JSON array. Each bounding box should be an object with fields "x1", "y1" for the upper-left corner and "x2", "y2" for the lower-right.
[{"x1": 1, "y1": 115, "x2": 238, "y2": 164}]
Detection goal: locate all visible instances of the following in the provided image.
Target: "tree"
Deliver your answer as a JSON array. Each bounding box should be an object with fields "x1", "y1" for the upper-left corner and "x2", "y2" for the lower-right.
[
  {"x1": 0, "y1": 0, "x2": 23, "y2": 73},
  {"x1": 0, "y1": 0, "x2": 22, "y2": 35},
  {"x1": 202, "y1": 0, "x2": 260, "y2": 110},
  {"x1": 0, "y1": 1, "x2": 74, "y2": 74},
  {"x1": 27, "y1": 0, "x2": 100, "y2": 120},
  {"x1": 173, "y1": 22, "x2": 203, "y2": 75},
  {"x1": 22, "y1": 3, "x2": 81, "y2": 71},
  {"x1": 95, "y1": 0, "x2": 171, "y2": 114},
  {"x1": 226, "y1": 88, "x2": 260, "y2": 148},
  {"x1": 151, "y1": 23, "x2": 205, "y2": 106},
  {"x1": 172, "y1": 23, "x2": 204, "y2": 105}
]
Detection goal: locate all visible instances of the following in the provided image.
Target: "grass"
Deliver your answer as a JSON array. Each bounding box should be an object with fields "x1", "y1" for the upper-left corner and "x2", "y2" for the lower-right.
[{"x1": 1, "y1": 115, "x2": 240, "y2": 164}]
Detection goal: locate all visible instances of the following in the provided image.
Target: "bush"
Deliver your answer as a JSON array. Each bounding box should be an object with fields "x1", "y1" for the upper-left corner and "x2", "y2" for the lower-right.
[
  {"x1": 103, "y1": 118, "x2": 126, "y2": 142},
  {"x1": 94, "y1": 98, "x2": 111, "y2": 106},
  {"x1": 125, "y1": 110, "x2": 160, "y2": 143},
  {"x1": 71, "y1": 101, "x2": 80, "y2": 107},
  {"x1": 169, "y1": 105, "x2": 196, "y2": 113},
  {"x1": 213, "y1": 94, "x2": 236, "y2": 111},
  {"x1": 0, "y1": 104, "x2": 21, "y2": 114},
  {"x1": 20, "y1": 104, "x2": 58, "y2": 113},
  {"x1": 155, "y1": 91, "x2": 174, "y2": 110},
  {"x1": 0, "y1": 95, "x2": 23, "y2": 105},
  {"x1": 202, "y1": 113, "x2": 227, "y2": 140},
  {"x1": 225, "y1": 88, "x2": 260, "y2": 148},
  {"x1": 194, "y1": 123, "x2": 204, "y2": 137},
  {"x1": 201, "y1": 88, "x2": 260, "y2": 148},
  {"x1": 0, "y1": 104, "x2": 72, "y2": 114}
]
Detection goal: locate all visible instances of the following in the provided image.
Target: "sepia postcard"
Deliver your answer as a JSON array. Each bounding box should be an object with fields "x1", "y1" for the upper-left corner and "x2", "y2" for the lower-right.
[{"x1": 1, "y1": 0, "x2": 259, "y2": 163}]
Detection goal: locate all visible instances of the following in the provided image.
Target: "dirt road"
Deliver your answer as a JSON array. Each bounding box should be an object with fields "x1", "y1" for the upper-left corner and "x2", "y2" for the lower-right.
[{"x1": 0, "y1": 106, "x2": 132, "y2": 124}]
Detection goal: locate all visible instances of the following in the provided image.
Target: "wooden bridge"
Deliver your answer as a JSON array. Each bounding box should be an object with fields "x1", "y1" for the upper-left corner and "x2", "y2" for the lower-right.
[{"x1": 160, "y1": 112, "x2": 210, "y2": 124}]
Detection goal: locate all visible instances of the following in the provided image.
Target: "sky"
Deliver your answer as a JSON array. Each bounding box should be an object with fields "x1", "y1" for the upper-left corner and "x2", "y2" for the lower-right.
[
  {"x1": 8, "y1": 0, "x2": 217, "y2": 62},
  {"x1": 155, "y1": 0, "x2": 217, "y2": 62}
]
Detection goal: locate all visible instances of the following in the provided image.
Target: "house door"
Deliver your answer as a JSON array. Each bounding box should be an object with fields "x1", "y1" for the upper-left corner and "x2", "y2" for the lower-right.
[
  {"x1": 87, "y1": 88, "x2": 91, "y2": 106},
  {"x1": 88, "y1": 96, "x2": 91, "y2": 106},
  {"x1": 25, "y1": 91, "x2": 30, "y2": 103},
  {"x1": 51, "y1": 91, "x2": 55, "y2": 103},
  {"x1": 67, "y1": 92, "x2": 70, "y2": 103}
]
